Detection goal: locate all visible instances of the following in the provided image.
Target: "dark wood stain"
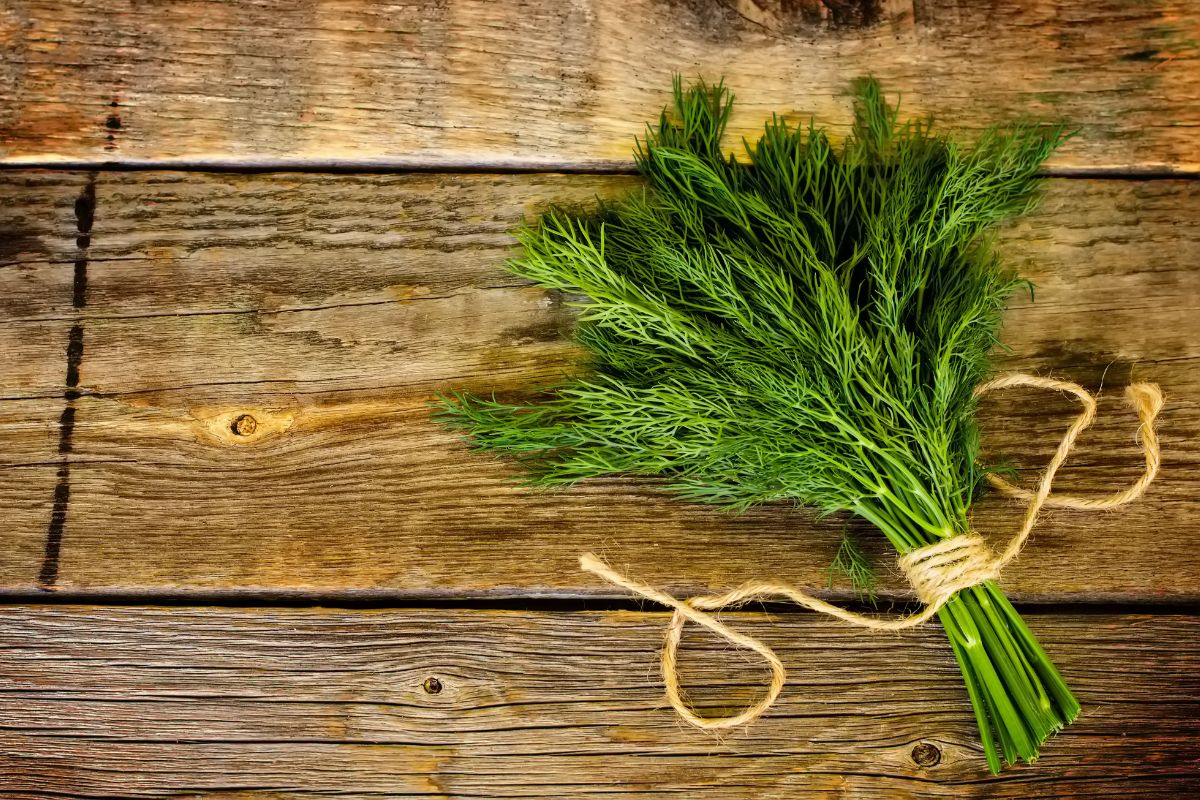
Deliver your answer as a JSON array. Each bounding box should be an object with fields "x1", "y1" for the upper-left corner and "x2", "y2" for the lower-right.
[
  {"x1": 0, "y1": 230, "x2": 45, "y2": 263},
  {"x1": 664, "y1": 0, "x2": 887, "y2": 42},
  {"x1": 39, "y1": 175, "x2": 96, "y2": 589}
]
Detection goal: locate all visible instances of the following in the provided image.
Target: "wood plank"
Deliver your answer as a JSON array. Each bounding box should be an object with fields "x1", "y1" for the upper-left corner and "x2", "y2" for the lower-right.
[
  {"x1": 0, "y1": 398, "x2": 70, "y2": 587},
  {"x1": 0, "y1": 170, "x2": 89, "y2": 393},
  {"x1": 0, "y1": 172, "x2": 93, "y2": 587},
  {"x1": 0, "y1": 605, "x2": 1195, "y2": 798},
  {"x1": 2, "y1": 172, "x2": 1198, "y2": 599},
  {"x1": 0, "y1": 1, "x2": 1197, "y2": 171}
]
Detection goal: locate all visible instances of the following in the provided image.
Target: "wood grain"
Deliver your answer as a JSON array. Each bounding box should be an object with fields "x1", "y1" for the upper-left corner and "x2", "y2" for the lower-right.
[
  {"x1": 0, "y1": 170, "x2": 89, "y2": 393},
  {"x1": 0, "y1": 605, "x2": 1195, "y2": 798},
  {"x1": 0, "y1": 171, "x2": 94, "y2": 587},
  {"x1": 0, "y1": 397, "x2": 64, "y2": 585},
  {"x1": 0, "y1": 1, "x2": 1198, "y2": 171},
  {"x1": 1, "y1": 172, "x2": 1198, "y2": 598}
]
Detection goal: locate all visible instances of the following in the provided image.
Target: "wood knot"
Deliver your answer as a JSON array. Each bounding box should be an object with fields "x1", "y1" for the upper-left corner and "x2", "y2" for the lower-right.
[
  {"x1": 195, "y1": 408, "x2": 296, "y2": 445},
  {"x1": 231, "y1": 414, "x2": 258, "y2": 436},
  {"x1": 911, "y1": 742, "x2": 941, "y2": 768},
  {"x1": 422, "y1": 676, "x2": 443, "y2": 695}
]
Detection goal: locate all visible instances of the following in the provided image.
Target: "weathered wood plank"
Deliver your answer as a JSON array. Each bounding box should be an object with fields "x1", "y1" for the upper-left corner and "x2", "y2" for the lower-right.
[
  {"x1": 1, "y1": 172, "x2": 1198, "y2": 599},
  {"x1": 77, "y1": 175, "x2": 1200, "y2": 599},
  {"x1": 2, "y1": 173, "x2": 1200, "y2": 599},
  {"x1": 0, "y1": 1, "x2": 1197, "y2": 171},
  {"x1": 0, "y1": 605, "x2": 1195, "y2": 798}
]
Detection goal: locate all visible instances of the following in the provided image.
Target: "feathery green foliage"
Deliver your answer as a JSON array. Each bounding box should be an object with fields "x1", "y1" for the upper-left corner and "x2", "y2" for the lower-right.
[
  {"x1": 828, "y1": 529, "x2": 876, "y2": 605},
  {"x1": 435, "y1": 77, "x2": 1077, "y2": 772},
  {"x1": 440, "y1": 78, "x2": 1061, "y2": 535}
]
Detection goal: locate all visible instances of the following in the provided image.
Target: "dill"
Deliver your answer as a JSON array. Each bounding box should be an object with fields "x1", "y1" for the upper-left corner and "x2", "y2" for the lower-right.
[
  {"x1": 436, "y1": 77, "x2": 1077, "y2": 772},
  {"x1": 828, "y1": 529, "x2": 876, "y2": 605}
]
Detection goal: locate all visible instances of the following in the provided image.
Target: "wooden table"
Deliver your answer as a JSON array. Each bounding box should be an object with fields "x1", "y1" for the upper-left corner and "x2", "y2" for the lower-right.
[{"x1": 1, "y1": 2, "x2": 1198, "y2": 797}]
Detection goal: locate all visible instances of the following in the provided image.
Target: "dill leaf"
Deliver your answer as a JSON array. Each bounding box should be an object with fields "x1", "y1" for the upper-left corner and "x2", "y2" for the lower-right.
[{"x1": 827, "y1": 528, "x2": 877, "y2": 606}]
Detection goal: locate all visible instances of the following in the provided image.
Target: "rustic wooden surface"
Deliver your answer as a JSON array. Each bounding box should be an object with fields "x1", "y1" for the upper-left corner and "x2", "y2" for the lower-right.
[
  {"x1": 1, "y1": 1, "x2": 1198, "y2": 795},
  {"x1": 0, "y1": 605, "x2": 1196, "y2": 798},
  {"x1": 1, "y1": 1, "x2": 1198, "y2": 172},
  {"x1": 0, "y1": 171, "x2": 1195, "y2": 599}
]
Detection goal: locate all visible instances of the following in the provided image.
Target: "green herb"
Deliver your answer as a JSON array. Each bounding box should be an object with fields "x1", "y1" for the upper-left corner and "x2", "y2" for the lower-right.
[
  {"x1": 436, "y1": 77, "x2": 1077, "y2": 771},
  {"x1": 828, "y1": 528, "x2": 876, "y2": 605}
]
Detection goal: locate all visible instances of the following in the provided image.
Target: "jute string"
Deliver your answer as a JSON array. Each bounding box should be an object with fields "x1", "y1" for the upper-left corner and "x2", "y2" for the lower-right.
[{"x1": 580, "y1": 373, "x2": 1164, "y2": 730}]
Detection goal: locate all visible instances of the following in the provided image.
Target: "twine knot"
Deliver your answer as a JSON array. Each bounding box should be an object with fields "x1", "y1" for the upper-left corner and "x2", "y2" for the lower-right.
[
  {"x1": 580, "y1": 373, "x2": 1164, "y2": 730},
  {"x1": 899, "y1": 533, "x2": 997, "y2": 608}
]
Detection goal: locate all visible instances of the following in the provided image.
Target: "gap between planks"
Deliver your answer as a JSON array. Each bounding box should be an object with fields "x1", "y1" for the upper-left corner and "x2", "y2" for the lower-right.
[
  {"x1": 2, "y1": 162, "x2": 1200, "y2": 180},
  {"x1": 0, "y1": 588, "x2": 1197, "y2": 613}
]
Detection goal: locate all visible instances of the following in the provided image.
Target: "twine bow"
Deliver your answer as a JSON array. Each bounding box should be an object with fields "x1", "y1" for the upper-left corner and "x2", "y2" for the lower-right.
[{"x1": 580, "y1": 373, "x2": 1164, "y2": 730}]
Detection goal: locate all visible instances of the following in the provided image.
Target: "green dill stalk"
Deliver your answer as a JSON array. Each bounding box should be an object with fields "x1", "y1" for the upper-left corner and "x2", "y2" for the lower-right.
[{"x1": 435, "y1": 77, "x2": 1077, "y2": 772}]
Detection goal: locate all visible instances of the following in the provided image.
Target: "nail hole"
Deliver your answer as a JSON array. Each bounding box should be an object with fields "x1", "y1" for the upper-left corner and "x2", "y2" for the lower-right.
[
  {"x1": 231, "y1": 414, "x2": 258, "y2": 436},
  {"x1": 422, "y1": 676, "x2": 443, "y2": 695},
  {"x1": 105, "y1": 114, "x2": 122, "y2": 130},
  {"x1": 911, "y1": 742, "x2": 941, "y2": 767}
]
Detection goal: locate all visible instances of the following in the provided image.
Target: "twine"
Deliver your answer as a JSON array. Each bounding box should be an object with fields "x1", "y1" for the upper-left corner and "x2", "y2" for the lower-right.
[{"x1": 580, "y1": 373, "x2": 1164, "y2": 730}]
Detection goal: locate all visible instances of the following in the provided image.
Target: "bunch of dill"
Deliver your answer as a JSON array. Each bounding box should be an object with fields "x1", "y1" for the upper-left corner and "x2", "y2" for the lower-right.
[{"x1": 436, "y1": 77, "x2": 1074, "y2": 771}]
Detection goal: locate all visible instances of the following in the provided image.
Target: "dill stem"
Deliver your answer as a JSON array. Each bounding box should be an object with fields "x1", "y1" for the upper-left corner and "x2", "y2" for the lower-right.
[
  {"x1": 941, "y1": 605, "x2": 1003, "y2": 774},
  {"x1": 878, "y1": 500, "x2": 1078, "y2": 772},
  {"x1": 851, "y1": 501, "x2": 921, "y2": 552}
]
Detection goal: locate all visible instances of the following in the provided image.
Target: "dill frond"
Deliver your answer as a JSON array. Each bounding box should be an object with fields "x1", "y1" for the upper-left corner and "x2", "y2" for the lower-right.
[{"x1": 828, "y1": 529, "x2": 876, "y2": 606}]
